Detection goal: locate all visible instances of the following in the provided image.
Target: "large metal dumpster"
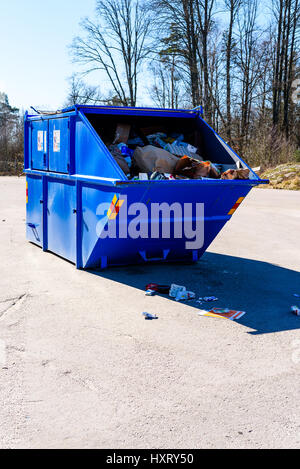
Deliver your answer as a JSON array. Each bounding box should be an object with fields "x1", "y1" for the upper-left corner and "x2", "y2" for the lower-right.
[{"x1": 24, "y1": 105, "x2": 268, "y2": 269}]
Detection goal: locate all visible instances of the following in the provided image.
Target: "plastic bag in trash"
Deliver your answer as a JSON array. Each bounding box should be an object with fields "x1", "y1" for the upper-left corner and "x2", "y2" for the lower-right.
[
  {"x1": 118, "y1": 143, "x2": 134, "y2": 158},
  {"x1": 182, "y1": 143, "x2": 198, "y2": 153},
  {"x1": 127, "y1": 137, "x2": 145, "y2": 147},
  {"x1": 108, "y1": 145, "x2": 130, "y2": 174},
  {"x1": 164, "y1": 143, "x2": 203, "y2": 160},
  {"x1": 146, "y1": 133, "x2": 167, "y2": 148},
  {"x1": 150, "y1": 171, "x2": 168, "y2": 180},
  {"x1": 139, "y1": 173, "x2": 149, "y2": 180}
]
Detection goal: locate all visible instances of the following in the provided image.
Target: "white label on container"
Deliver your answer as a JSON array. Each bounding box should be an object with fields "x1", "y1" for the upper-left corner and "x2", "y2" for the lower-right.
[
  {"x1": 53, "y1": 130, "x2": 60, "y2": 152},
  {"x1": 37, "y1": 131, "x2": 43, "y2": 151},
  {"x1": 44, "y1": 131, "x2": 47, "y2": 153}
]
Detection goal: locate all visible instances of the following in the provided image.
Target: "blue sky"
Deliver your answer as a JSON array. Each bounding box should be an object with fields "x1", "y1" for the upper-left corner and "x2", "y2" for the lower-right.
[
  {"x1": 0, "y1": 0, "x2": 96, "y2": 111},
  {"x1": 0, "y1": 0, "x2": 271, "y2": 112}
]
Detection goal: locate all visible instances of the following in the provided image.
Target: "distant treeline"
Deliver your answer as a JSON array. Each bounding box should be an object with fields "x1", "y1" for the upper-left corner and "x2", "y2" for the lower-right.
[
  {"x1": 1, "y1": 0, "x2": 299, "y2": 174},
  {"x1": 0, "y1": 93, "x2": 23, "y2": 174},
  {"x1": 69, "y1": 0, "x2": 300, "y2": 168}
]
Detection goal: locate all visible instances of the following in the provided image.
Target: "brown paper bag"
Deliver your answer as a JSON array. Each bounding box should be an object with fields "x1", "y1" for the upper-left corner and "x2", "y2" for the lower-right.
[{"x1": 132, "y1": 145, "x2": 179, "y2": 173}]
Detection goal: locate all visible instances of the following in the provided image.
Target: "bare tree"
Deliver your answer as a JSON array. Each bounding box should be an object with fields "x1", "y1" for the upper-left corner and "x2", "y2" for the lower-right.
[
  {"x1": 194, "y1": 0, "x2": 216, "y2": 125},
  {"x1": 151, "y1": 1, "x2": 202, "y2": 107},
  {"x1": 151, "y1": 0, "x2": 218, "y2": 121},
  {"x1": 71, "y1": 0, "x2": 153, "y2": 106},
  {"x1": 149, "y1": 56, "x2": 184, "y2": 108},
  {"x1": 209, "y1": 27, "x2": 225, "y2": 131},
  {"x1": 233, "y1": 0, "x2": 271, "y2": 154},
  {"x1": 272, "y1": 0, "x2": 300, "y2": 136},
  {"x1": 65, "y1": 74, "x2": 103, "y2": 106},
  {"x1": 224, "y1": 0, "x2": 242, "y2": 145}
]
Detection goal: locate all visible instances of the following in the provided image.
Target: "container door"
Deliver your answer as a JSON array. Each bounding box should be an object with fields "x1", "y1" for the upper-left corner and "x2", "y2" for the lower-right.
[
  {"x1": 26, "y1": 175, "x2": 43, "y2": 247},
  {"x1": 49, "y1": 118, "x2": 70, "y2": 173},
  {"x1": 47, "y1": 180, "x2": 76, "y2": 263},
  {"x1": 31, "y1": 120, "x2": 48, "y2": 171}
]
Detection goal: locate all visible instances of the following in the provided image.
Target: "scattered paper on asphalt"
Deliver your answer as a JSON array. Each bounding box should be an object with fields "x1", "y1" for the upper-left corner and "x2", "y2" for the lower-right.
[{"x1": 198, "y1": 307, "x2": 246, "y2": 321}]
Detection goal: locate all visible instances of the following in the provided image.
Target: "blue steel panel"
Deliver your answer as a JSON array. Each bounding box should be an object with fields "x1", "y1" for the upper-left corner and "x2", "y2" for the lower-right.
[
  {"x1": 24, "y1": 112, "x2": 30, "y2": 170},
  {"x1": 26, "y1": 175, "x2": 43, "y2": 246},
  {"x1": 197, "y1": 115, "x2": 253, "y2": 171},
  {"x1": 47, "y1": 180, "x2": 76, "y2": 263},
  {"x1": 81, "y1": 106, "x2": 197, "y2": 119},
  {"x1": 196, "y1": 117, "x2": 233, "y2": 164},
  {"x1": 31, "y1": 120, "x2": 48, "y2": 170},
  {"x1": 80, "y1": 180, "x2": 250, "y2": 269},
  {"x1": 49, "y1": 118, "x2": 70, "y2": 173},
  {"x1": 197, "y1": 115, "x2": 258, "y2": 177}
]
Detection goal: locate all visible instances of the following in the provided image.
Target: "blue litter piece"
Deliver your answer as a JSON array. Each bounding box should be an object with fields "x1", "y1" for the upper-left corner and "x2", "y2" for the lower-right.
[{"x1": 143, "y1": 312, "x2": 158, "y2": 320}]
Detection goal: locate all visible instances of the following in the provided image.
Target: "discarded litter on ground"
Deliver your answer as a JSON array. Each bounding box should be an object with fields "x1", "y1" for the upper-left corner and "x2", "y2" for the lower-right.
[
  {"x1": 142, "y1": 312, "x2": 158, "y2": 320},
  {"x1": 145, "y1": 283, "x2": 170, "y2": 294},
  {"x1": 291, "y1": 306, "x2": 300, "y2": 316},
  {"x1": 175, "y1": 290, "x2": 196, "y2": 301},
  {"x1": 168, "y1": 284, "x2": 195, "y2": 302},
  {"x1": 169, "y1": 284, "x2": 186, "y2": 298},
  {"x1": 198, "y1": 296, "x2": 218, "y2": 303},
  {"x1": 145, "y1": 289, "x2": 156, "y2": 296},
  {"x1": 198, "y1": 308, "x2": 246, "y2": 321}
]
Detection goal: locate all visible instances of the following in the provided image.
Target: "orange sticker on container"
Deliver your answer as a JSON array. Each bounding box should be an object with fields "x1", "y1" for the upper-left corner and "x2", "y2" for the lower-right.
[
  {"x1": 228, "y1": 197, "x2": 245, "y2": 215},
  {"x1": 107, "y1": 194, "x2": 124, "y2": 220}
]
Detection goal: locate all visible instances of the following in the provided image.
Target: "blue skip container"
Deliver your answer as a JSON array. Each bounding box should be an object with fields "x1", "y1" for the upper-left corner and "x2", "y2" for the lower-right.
[{"x1": 24, "y1": 105, "x2": 267, "y2": 269}]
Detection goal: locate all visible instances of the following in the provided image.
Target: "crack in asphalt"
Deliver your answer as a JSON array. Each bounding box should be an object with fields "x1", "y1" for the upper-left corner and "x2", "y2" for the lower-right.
[{"x1": 0, "y1": 294, "x2": 27, "y2": 319}]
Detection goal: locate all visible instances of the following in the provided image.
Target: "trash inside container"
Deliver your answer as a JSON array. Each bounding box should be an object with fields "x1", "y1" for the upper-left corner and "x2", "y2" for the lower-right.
[{"x1": 24, "y1": 105, "x2": 268, "y2": 269}]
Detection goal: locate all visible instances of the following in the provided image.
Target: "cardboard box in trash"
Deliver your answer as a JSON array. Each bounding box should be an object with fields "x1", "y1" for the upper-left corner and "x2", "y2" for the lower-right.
[{"x1": 114, "y1": 123, "x2": 131, "y2": 144}]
